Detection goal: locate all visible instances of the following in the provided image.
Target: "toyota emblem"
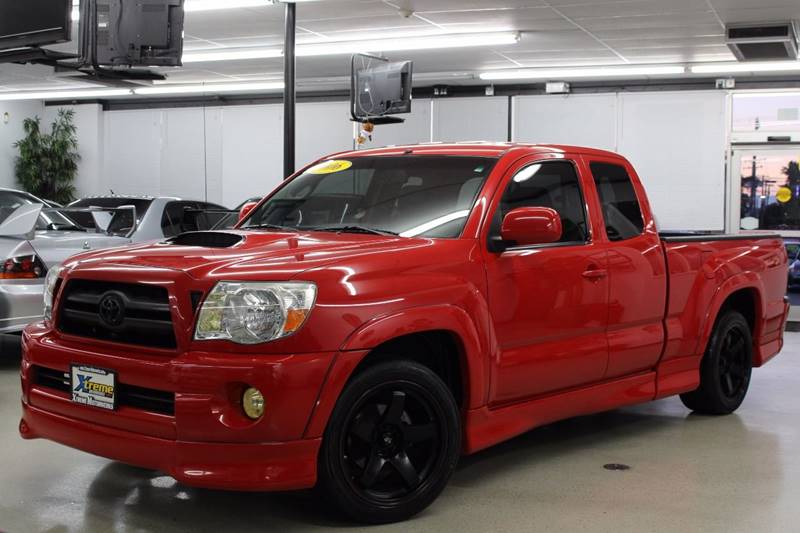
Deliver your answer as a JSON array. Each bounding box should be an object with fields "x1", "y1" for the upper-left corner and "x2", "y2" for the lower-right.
[{"x1": 98, "y1": 292, "x2": 125, "y2": 327}]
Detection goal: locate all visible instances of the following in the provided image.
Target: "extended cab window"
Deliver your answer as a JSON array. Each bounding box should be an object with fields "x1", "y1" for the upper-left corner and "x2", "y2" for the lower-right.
[
  {"x1": 495, "y1": 161, "x2": 588, "y2": 244},
  {"x1": 242, "y1": 155, "x2": 496, "y2": 238},
  {"x1": 589, "y1": 162, "x2": 644, "y2": 241}
]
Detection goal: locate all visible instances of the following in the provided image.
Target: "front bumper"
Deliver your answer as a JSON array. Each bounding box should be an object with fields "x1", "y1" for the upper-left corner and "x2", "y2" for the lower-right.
[
  {"x1": 0, "y1": 279, "x2": 44, "y2": 334},
  {"x1": 20, "y1": 323, "x2": 336, "y2": 491},
  {"x1": 20, "y1": 403, "x2": 321, "y2": 491}
]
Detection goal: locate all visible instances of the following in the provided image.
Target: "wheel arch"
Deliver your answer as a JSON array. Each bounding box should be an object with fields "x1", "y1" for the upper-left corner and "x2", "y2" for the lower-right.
[
  {"x1": 698, "y1": 273, "x2": 765, "y2": 360},
  {"x1": 304, "y1": 304, "x2": 490, "y2": 439}
]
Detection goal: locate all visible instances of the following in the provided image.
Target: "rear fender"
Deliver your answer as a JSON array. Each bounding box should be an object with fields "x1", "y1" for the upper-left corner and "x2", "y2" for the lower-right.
[{"x1": 697, "y1": 272, "x2": 765, "y2": 363}]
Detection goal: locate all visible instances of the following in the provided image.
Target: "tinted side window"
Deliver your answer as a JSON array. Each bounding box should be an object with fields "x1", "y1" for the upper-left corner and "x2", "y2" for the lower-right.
[
  {"x1": 498, "y1": 161, "x2": 588, "y2": 243},
  {"x1": 589, "y1": 162, "x2": 644, "y2": 241},
  {"x1": 161, "y1": 201, "x2": 185, "y2": 237},
  {"x1": 195, "y1": 202, "x2": 230, "y2": 230}
]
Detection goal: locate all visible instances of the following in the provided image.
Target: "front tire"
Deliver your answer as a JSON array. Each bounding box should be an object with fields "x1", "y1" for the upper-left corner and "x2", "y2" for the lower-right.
[
  {"x1": 680, "y1": 310, "x2": 753, "y2": 415},
  {"x1": 318, "y1": 360, "x2": 461, "y2": 524}
]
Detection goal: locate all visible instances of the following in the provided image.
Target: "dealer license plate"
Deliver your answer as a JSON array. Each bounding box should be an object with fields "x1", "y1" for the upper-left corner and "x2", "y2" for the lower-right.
[{"x1": 71, "y1": 365, "x2": 117, "y2": 411}]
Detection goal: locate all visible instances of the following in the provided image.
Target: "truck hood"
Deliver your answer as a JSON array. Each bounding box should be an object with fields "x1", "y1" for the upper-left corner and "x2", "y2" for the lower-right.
[{"x1": 65, "y1": 230, "x2": 426, "y2": 281}]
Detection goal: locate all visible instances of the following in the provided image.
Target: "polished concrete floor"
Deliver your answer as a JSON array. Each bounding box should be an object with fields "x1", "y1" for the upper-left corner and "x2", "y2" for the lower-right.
[{"x1": 1, "y1": 336, "x2": 799, "y2": 533}]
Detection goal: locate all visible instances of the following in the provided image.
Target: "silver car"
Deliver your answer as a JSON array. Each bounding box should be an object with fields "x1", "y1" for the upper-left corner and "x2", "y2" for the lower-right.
[{"x1": 0, "y1": 192, "x2": 228, "y2": 337}]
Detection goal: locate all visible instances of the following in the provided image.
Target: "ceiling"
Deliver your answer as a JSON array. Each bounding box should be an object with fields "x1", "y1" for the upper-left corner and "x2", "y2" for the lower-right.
[{"x1": 1, "y1": 0, "x2": 800, "y2": 93}]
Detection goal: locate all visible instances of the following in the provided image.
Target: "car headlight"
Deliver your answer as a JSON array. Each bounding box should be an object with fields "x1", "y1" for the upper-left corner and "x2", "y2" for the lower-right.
[
  {"x1": 194, "y1": 281, "x2": 317, "y2": 344},
  {"x1": 43, "y1": 265, "x2": 64, "y2": 321}
]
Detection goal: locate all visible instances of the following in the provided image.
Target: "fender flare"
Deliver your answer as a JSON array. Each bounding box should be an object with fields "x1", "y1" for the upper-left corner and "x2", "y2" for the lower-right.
[
  {"x1": 696, "y1": 272, "x2": 765, "y2": 359},
  {"x1": 339, "y1": 303, "x2": 489, "y2": 409},
  {"x1": 303, "y1": 304, "x2": 490, "y2": 439}
]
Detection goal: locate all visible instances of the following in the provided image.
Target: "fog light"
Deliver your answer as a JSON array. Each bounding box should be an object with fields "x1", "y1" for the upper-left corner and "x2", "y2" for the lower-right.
[{"x1": 242, "y1": 387, "x2": 265, "y2": 419}]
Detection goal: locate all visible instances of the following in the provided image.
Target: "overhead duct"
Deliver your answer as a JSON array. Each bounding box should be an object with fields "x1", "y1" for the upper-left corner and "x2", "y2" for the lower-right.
[{"x1": 726, "y1": 21, "x2": 799, "y2": 61}]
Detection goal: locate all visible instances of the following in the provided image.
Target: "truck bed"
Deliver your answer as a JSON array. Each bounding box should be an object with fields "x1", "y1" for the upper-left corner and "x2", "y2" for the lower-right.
[{"x1": 657, "y1": 231, "x2": 788, "y2": 397}]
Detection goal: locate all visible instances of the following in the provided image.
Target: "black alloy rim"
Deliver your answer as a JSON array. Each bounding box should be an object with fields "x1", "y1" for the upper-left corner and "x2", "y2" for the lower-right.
[
  {"x1": 719, "y1": 326, "x2": 749, "y2": 399},
  {"x1": 340, "y1": 382, "x2": 444, "y2": 503}
]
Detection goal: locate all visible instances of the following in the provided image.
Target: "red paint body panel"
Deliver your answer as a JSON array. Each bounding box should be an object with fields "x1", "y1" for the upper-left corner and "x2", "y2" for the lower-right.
[{"x1": 20, "y1": 143, "x2": 789, "y2": 491}]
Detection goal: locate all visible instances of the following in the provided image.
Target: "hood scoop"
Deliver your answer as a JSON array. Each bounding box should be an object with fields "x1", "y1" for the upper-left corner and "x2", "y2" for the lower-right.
[{"x1": 167, "y1": 231, "x2": 244, "y2": 248}]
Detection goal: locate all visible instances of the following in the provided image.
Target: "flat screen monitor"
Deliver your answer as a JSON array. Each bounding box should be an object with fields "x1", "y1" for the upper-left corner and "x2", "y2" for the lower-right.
[
  {"x1": 352, "y1": 60, "x2": 413, "y2": 120},
  {"x1": 0, "y1": 0, "x2": 72, "y2": 51}
]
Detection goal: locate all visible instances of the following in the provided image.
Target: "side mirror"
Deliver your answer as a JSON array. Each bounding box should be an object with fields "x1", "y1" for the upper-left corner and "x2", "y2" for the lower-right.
[
  {"x1": 238, "y1": 201, "x2": 259, "y2": 222},
  {"x1": 501, "y1": 207, "x2": 562, "y2": 247}
]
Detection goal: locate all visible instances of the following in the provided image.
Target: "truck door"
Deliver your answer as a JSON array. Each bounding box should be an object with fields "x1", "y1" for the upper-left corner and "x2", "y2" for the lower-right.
[
  {"x1": 582, "y1": 156, "x2": 667, "y2": 379},
  {"x1": 484, "y1": 157, "x2": 609, "y2": 405}
]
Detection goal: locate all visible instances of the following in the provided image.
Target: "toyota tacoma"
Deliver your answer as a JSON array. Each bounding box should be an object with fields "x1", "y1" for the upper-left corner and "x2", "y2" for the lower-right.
[{"x1": 19, "y1": 143, "x2": 789, "y2": 523}]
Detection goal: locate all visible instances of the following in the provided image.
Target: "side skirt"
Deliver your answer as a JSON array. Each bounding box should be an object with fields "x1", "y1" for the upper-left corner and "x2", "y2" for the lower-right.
[{"x1": 463, "y1": 372, "x2": 656, "y2": 454}]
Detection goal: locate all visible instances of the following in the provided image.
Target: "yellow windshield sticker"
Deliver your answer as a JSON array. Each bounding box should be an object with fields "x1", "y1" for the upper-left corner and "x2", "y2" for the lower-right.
[
  {"x1": 777, "y1": 186, "x2": 792, "y2": 203},
  {"x1": 308, "y1": 160, "x2": 353, "y2": 174}
]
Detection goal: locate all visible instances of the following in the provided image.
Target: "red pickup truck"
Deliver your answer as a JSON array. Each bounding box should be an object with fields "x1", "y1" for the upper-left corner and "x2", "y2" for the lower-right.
[{"x1": 20, "y1": 143, "x2": 789, "y2": 523}]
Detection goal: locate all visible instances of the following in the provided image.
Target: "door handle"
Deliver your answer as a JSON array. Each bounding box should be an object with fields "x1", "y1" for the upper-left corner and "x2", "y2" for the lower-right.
[{"x1": 582, "y1": 267, "x2": 607, "y2": 280}]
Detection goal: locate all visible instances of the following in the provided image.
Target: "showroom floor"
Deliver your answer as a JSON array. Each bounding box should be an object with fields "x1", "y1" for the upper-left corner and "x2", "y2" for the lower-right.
[{"x1": 1, "y1": 336, "x2": 798, "y2": 533}]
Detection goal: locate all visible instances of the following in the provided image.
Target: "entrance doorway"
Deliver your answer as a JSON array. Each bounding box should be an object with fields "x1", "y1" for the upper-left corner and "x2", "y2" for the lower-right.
[{"x1": 729, "y1": 145, "x2": 800, "y2": 320}]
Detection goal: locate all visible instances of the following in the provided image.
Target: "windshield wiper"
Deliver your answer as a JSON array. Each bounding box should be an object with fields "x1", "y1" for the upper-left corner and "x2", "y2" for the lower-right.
[
  {"x1": 310, "y1": 225, "x2": 399, "y2": 236},
  {"x1": 245, "y1": 223, "x2": 299, "y2": 232}
]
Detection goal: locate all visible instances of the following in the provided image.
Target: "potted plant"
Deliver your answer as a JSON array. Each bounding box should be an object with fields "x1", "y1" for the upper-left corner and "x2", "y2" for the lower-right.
[{"x1": 14, "y1": 108, "x2": 79, "y2": 204}]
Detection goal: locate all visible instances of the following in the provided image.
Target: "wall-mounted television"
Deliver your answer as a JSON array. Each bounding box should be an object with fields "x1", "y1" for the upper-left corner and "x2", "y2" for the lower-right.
[
  {"x1": 0, "y1": 0, "x2": 72, "y2": 51},
  {"x1": 81, "y1": 0, "x2": 185, "y2": 67},
  {"x1": 351, "y1": 58, "x2": 413, "y2": 122}
]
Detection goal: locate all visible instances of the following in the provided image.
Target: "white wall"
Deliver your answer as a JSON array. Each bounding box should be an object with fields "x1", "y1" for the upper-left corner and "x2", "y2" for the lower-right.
[
  {"x1": 514, "y1": 94, "x2": 617, "y2": 151},
  {"x1": 513, "y1": 91, "x2": 727, "y2": 231},
  {"x1": 0, "y1": 100, "x2": 45, "y2": 189},
  {"x1": 618, "y1": 92, "x2": 727, "y2": 232},
  {"x1": 217, "y1": 104, "x2": 283, "y2": 207},
  {"x1": 432, "y1": 96, "x2": 508, "y2": 142},
  {"x1": 100, "y1": 98, "x2": 437, "y2": 208},
  {"x1": 3, "y1": 92, "x2": 728, "y2": 231}
]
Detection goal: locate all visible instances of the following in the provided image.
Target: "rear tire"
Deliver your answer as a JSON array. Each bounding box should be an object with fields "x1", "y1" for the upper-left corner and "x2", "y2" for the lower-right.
[
  {"x1": 318, "y1": 360, "x2": 461, "y2": 524},
  {"x1": 680, "y1": 310, "x2": 753, "y2": 415}
]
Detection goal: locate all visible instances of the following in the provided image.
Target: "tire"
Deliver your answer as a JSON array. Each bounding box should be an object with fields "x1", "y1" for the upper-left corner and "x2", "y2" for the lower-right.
[
  {"x1": 318, "y1": 360, "x2": 461, "y2": 524},
  {"x1": 680, "y1": 310, "x2": 753, "y2": 415}
]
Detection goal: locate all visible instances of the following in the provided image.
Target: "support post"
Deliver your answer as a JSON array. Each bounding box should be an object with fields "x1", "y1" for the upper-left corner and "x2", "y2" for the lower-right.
[{"x1": 283, "y1": 1, "x2": 296, "y2": 179}]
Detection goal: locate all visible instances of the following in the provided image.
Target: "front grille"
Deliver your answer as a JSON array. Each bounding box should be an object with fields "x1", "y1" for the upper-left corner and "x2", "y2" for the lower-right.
[
  {"x1": 33, "y1": 366, "x2": 175, "y2": 416},
  {"x1": 57, "y1": 280, "x2": 176, "y2": 349}
]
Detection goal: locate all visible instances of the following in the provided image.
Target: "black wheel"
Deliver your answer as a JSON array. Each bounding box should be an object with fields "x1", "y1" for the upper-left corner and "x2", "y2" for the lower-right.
[
  {"x1": 680, "y1": 310, "x2": 753, "y2": 415},
  {"x1": 318, "y1": 360, "x2": 461, "y2": 524}
]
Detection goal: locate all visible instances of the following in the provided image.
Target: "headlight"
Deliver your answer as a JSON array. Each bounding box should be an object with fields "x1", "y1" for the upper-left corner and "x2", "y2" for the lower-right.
[
  {"x1": 43, "y1": 266, "x2": 64, "y2": 321},
  {"x1": 194, "y1": 282, "x2": 317, "y2": 344}
]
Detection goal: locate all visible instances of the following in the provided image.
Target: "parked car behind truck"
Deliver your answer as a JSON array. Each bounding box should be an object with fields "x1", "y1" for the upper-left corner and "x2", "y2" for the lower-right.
[
  {"x1": 20, "y1": 144, "x2": 789, "y2": 523},
  {"x1": 1, "y1": 194, "x2": 228, "y2": 340}
]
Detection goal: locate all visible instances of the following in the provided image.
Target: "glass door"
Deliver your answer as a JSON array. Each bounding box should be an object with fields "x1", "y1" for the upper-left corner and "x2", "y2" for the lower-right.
[{"x1": 729, "y1": 145, "x2": 800, "y2": 320}]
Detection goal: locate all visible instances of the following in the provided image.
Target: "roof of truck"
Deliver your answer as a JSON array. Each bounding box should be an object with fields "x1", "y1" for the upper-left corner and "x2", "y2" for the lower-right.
[{"x1": 331, "y1": 142, "x2": 624, "y2": 160}]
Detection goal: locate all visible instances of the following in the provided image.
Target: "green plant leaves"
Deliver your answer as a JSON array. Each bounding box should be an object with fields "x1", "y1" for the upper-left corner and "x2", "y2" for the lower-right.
[{"x1": 13, "y1": 108, "x2": 79, "y2": 204}]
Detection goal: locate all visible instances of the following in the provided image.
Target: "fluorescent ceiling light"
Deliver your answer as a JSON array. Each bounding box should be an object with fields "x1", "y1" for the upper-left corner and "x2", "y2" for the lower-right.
[
  {"x1": 185, "y1": 0, "x2": 272, "y2": 12},
  {"x1": 183, "y1": 32, "x2": 519, "y2": 63},
  {"x1": 0, "y1": 88, "x2": 132, "y2": 101},
  {"x1": 689, "y1": 61, "x2": 800, "y2": 74},
  {"x1": 0, "y1": 82, "x2": 284, "y2": 101},
  {"x1": 183, "y1": 48, "x2": 283, "y2": 63},
  {"x1": 72, "y1": 0, "x2": 272, "y2": 21},
  {"x1": 480, "y1": 65, "x2": 685, "y2": 81},
  {"x1": 133, "y1": 81, "x2": 284, "y2": 95},
  {"x1": 299, "y1": 31, "x2": 520, "y2": 56}
]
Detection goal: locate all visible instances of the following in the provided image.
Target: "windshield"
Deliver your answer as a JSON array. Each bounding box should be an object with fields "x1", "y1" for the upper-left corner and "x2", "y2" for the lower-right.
[
  {"x1": 241, "y1": 156, "x2": 496, "y2": 238},
  {"x1": 0, "y1": 190, "x2": 81, "y2": 231},
  {"x1": 66, "y1": 198, "x2": 154, "y2": 233}
]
